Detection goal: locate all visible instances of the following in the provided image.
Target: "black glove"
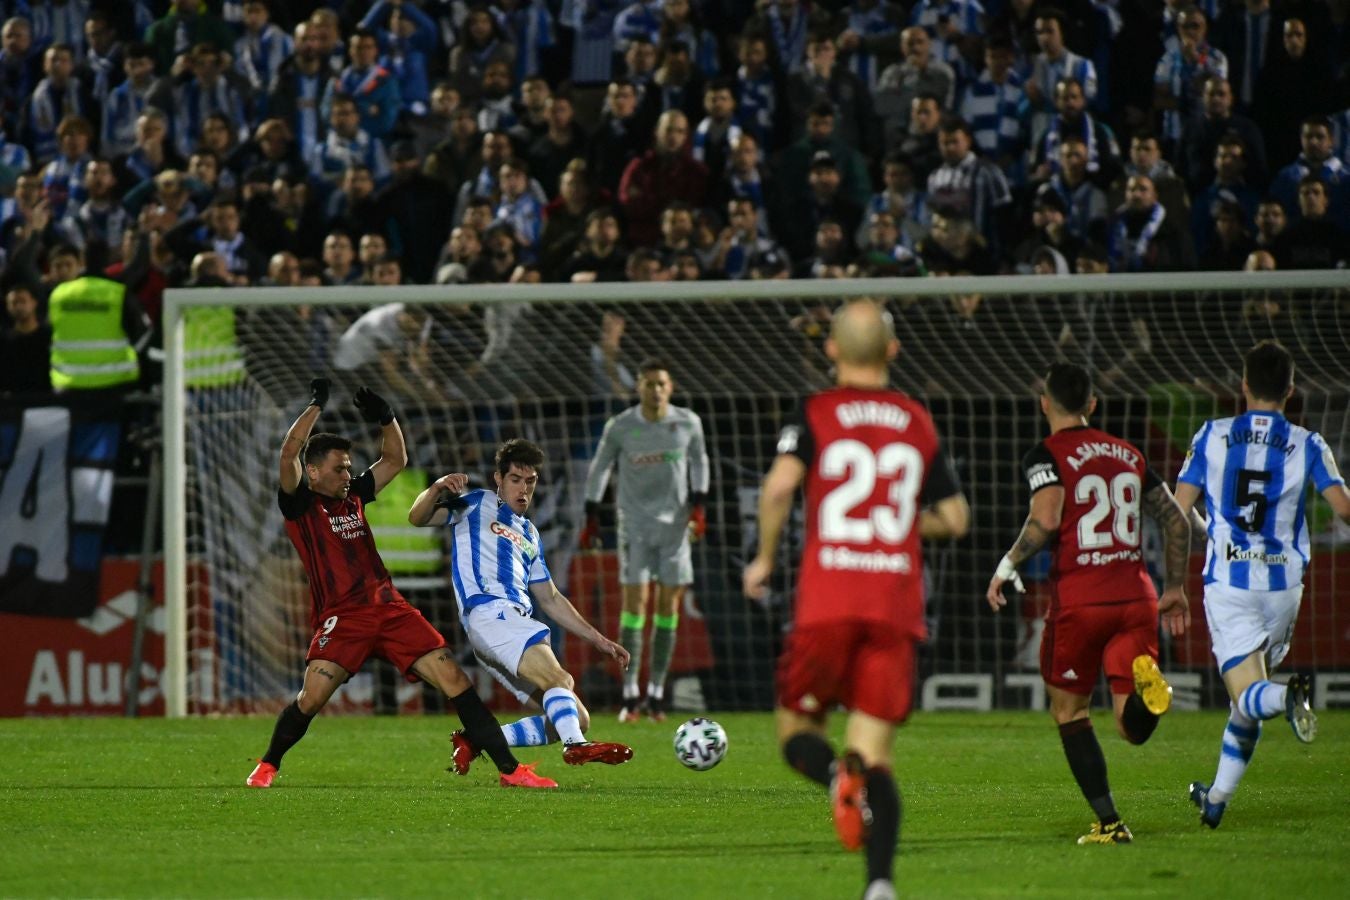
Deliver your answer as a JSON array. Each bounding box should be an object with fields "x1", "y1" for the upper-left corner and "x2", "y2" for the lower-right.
[
  {"x1": 354, "y1": 386, "x2": 395, "y2": 425},
  {"x1": 309, "y1": 377, "x2": 329, "y2": 409}
]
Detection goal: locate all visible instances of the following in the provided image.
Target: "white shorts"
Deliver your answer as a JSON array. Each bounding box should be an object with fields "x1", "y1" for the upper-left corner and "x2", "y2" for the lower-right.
[
  {"x1": 618, "y1": 518, "x2": 692, "y2": 586},
  {"x1": 463, "y1": 599, "x2": 551, "y2": 705},
  {"x1": 1202, "y1": 582, "x2": 1303, "y2": 674}
]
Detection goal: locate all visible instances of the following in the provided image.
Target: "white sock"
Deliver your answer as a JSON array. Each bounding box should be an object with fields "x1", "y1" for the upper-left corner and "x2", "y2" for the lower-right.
[
  {"x1": 542, "y1": 687, "x2": 586, "y2": 745},
  {"x1": 646, "y1": 682, "x2": 664, "y2": 701},
  {"x1": 1237, "y1": 679, "x2": 1286, "y2": 720},
  {"x1": 1210, "y1": 705, "x2": 1261, "y2": 804}
]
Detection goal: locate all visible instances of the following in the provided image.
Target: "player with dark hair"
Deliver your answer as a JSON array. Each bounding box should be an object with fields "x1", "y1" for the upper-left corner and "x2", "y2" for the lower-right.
[
  {"x1": 986, "y1": 362, "x2": 1192, "y2": 844},
  {"x1": 409, "y1": 438, "x2": 634, "y2": 771},
  {"x1": 247, "y1": 380, "x2": 556, "y2": 789},
  {"x1": 580, "y1": 357, "x2": 710, "y2": 721},
  {"x1": 1175, "y1": 341, "x2": 1350, "y2": 827},
  {"x1": 744, "y1": 299, "x2": 970, "y2": 900}
]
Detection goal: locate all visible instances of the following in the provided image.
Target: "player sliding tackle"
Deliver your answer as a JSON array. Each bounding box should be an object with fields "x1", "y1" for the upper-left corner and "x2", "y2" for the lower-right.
[
  {"x1": 986, "y1": 362, "x2": 1192, "y2": 844},
  {"x1": 1173, "y1": 341, "x2": 1350, "y2": 828},
  {"x1": 247, "y1": 379, "x2": 555, "y2": 789},
  {"x1": 409, "y1": 438, "x2": 634, "y2": 772}
]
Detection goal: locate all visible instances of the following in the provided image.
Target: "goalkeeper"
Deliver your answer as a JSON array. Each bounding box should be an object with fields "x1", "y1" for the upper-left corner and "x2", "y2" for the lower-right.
[
  {"x1": 580, "y1": 359, "x2": 710, "y2": 721},
  {"x1": 246, "y1": 379, "x2": 555, "y2": 790}
]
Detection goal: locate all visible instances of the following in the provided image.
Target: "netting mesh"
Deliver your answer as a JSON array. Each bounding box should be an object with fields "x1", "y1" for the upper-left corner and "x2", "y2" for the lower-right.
[{"x1": 180, "y1": 281, "x2": 1350, "y2": 714}]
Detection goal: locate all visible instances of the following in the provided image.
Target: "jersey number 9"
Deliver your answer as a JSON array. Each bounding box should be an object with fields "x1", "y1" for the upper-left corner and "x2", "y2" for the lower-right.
[{"x1": 819, "y1": 440, "x2": 924, "y2": 544}]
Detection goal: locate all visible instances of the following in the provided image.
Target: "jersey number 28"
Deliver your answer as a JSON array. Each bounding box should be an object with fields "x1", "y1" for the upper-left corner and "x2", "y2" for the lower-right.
[
  {"x1": 819, "y1": 440, "x2": 924, "y2": 544},
  {"x1": 1075, "y1": 472, "x2": 1141, "y2": 549}
]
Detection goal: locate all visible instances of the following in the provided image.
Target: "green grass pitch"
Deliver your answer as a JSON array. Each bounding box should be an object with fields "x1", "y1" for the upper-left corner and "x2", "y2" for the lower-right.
[{"x1": 1, "y1": 711, "x2": 1346, "y2": 898}]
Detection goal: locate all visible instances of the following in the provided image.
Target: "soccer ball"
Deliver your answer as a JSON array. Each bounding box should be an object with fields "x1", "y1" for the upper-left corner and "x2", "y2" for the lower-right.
[{"x1": 673, "y1": 717, "x2": 728, "y2": 771}]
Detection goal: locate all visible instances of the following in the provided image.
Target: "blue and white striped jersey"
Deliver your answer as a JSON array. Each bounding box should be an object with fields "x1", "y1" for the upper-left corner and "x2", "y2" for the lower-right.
[
  {"x1": 447, "y1": 489, "x2": 553, "y2": 616},
  {"x1": 1178, "y1": 411, "x2": 1345, "y2": 590}
]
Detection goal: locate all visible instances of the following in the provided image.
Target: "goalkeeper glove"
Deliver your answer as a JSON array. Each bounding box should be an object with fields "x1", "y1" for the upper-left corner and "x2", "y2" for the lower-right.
[
  {"x1": 309, "y1": 377, "x2": 329, "y2": 410},
  {"x1": 579, "y1": 501, "x2": 601, "y2": 550},
  {"x1": 354, "y1": 386, "x2": 395, "y2": 425},
  {"x1": 688, "y1": 504, "x2": 707, "y2": 541}
]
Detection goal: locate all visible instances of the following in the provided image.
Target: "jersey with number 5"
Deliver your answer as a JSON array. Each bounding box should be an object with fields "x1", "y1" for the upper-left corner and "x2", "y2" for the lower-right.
[
  {"x1": 1024, "y1": 426, "x2": 1160, "y2": 608},
  {"x1": 1177, "y1": 411, "x2": 1344, "y2": 590},
  {"x1": 779, "y1": 386, "x2": 961, "y2": 638}
]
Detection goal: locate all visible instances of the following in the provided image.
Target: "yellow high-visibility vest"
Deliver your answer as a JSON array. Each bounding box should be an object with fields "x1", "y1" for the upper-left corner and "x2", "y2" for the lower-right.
[
  {"x1": 184, "y1": 306, "x2": 246, "y2": 387},
  {"x1": 48, "y1": 277, "x2": 138, "y2": 390},
  {"x1": 368, "y1": 468, "x2": 443, "y2": 576}
]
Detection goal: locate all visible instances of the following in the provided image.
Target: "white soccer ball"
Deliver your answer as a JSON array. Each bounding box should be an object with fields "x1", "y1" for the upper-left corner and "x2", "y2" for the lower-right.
[{"x1": 673, "y1": 717, "x2": 728, "y2": 771}]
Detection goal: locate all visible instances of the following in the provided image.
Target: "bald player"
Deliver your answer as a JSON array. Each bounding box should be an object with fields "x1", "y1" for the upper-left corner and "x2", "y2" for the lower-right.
[{"x1": 744, "y1": 299, "x2": 970, "y2": 900}]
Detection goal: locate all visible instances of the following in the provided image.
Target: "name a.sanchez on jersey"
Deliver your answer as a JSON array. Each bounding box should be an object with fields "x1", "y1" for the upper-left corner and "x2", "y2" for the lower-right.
[{"x1": 1064, "y1": 441, "x2": 1140, "y2": 472}]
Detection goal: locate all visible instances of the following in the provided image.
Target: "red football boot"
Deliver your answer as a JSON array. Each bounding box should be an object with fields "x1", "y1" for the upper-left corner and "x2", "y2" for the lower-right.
[
  {"x1": 246, "y1": 760, "x2": 277, "y2": 788},
  {"x1": 500, "y1": 762, "x2": 558, "y2": 788},
  {"x1": 449, "y1": 730, "x2": 479, "y2": 776},
  {"x1": 830, "y1": 752, "x2": 871, "y2": 851},
  {"x1": 562, "y1": 741, "x2": 634, "y2": 766}
]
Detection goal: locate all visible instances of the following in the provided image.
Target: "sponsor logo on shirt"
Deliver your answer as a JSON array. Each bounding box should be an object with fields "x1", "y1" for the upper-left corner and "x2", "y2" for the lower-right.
[
  {"x1": 1076, "y1": 548, "x2": 1144, "y2": 566},
  {"x1": 1224, "y1": 543, "x2": 1289, "y2": 566},
  {"x1": 629, "y1": 450, "x2": 683, "y2": 466},
  {"x1": 328, "y1": 512, "x2": 368, "y2": 540},
  {"x1": 490, "y1": 520, "x2": 537, "y2": 560},
  {"x1": 819, "y1": 545, "x2": 912, "y2": 573},
  {"x1": 1027, "y1": 462, "x2": 1058, "y2": 490}
]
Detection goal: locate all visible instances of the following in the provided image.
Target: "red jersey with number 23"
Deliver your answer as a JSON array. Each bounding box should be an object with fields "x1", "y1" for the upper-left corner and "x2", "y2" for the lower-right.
[
  {"x1": 278, "y1": 469, "x2": 401, "y2": 629},
  {"x1": 780, "y1": 386, "x2": 961, "y2": 640},
  {"x1": 1024, "y1": 426, "x2": 1161, "y2": 609}
]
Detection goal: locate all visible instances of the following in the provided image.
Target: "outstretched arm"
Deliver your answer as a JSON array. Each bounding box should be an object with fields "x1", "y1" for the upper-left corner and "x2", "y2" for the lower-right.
[
  {"x1": 1323, "y1": 483, "x2": 1350, "y2": 524},
  {"x1": 1142, "y1": 482, "x2": 1192, "y2": 637},
  {"x1": 280, "y1": 379, "x2": 328, "y2": 493},
  {"x1": 985, "y1": 486, "x2": 1062, "y2": 611},
  {"x1": 529, "y1": 580, "x2": 630, "y2": 670},
  {"x1": 409, "y1": 472, "x2": 468, "y2": 527},
  {"x1": 353, "y1": 386, "x2": 406, "y2": 494}
]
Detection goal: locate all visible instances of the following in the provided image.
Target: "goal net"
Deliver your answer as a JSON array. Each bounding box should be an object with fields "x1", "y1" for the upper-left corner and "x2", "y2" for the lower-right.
[{"x1": 162, "y1": 274, "x2": 1350, "y2": 716}]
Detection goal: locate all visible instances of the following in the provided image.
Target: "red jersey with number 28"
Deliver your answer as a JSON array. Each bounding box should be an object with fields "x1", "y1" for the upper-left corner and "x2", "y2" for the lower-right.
[
  {"x1": 779, "y1": 386, "x2": 961, "y2": 639},
  {"x1": 278, "y1": 469, "x2": 400, "y2": 629},
  {"x1": 1024, "y1": 426, "x2": 1161, "y2": 609}
]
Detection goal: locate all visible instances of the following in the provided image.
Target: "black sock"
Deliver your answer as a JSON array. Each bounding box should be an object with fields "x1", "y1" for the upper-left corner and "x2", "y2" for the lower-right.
[
  {"x1": 1058, "y1": 718, "x2": 1119, "y2": 824},
  {"x1": 451, "y1": 688, "x2": 519, "y2": 775},
  {"x1": 864, "y1": 766, "x2": 901, "y2": 884},
  {"x1": 783, "y1": 732, "x2": 834, "y2": 787},
  {"x1": 261, "y1": 701, "x2": 314, "y2": 768},
  {"x1": 1120, "y1": 692, "x2": 1160, "y2": 745}
]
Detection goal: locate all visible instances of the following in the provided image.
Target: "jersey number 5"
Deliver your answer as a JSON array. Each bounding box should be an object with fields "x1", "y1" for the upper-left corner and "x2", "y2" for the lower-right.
[
  {"x1": 819, "y1": 440, "x2": 924, "y2": 544},
  {"x1": 1075, "y1": 472, "x2": 1141, "y2": 549}
]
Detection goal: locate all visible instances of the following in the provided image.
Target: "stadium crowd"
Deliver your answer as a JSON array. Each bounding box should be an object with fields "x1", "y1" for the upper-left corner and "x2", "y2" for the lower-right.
[{"x1": 0, "y1": 0, "x2": 1348, "y2": 395}]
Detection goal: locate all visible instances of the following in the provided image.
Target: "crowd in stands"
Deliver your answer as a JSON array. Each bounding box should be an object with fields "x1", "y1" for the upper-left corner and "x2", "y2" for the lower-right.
[{"x1": 1, "y1": 0, "x2": 1349, "y2": 396}]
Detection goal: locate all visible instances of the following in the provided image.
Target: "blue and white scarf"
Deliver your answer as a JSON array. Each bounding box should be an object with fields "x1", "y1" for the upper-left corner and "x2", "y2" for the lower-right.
[{"x1": 1109, "y1": 202, "x2": 1165, "y2": 272}]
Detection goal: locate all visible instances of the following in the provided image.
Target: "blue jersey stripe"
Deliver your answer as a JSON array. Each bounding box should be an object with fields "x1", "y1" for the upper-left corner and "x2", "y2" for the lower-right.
[
  {"x1": 1293, "y1": 439, "x2": 1314, "y2": 568},
  {"x1": 468, "y1": 501, "x2": 486, "y2": 593},
  {"x1": 496, "y1": 500, "x2": 520, "y2": 603},
  {"x1": 1264, "y1": 416, "x2": 1287, "y2": 589},
  {"x1": 1222, "y1": 419, "x2": 1251, "y2": 589}
]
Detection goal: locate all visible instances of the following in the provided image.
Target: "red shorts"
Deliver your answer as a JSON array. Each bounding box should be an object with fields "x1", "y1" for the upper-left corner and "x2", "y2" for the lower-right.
[
  {"x1": 1040, "y1": 599, "x2": 1158, "y2": 696},
  {"x1": 307, "y1": 599, "x2": 446, "y2": 682},
  {"x1": 776, "y1": 621, "x2": 917, "y2": 724}
]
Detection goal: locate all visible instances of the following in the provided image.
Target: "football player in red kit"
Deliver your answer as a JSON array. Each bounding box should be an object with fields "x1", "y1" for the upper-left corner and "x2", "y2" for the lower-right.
[
  {"x1": 986, "y1": 362, "x2": 1191, "y2": 844},
  {"x1": 744, "y1": 299, "x2": 970, "y2": 900}
]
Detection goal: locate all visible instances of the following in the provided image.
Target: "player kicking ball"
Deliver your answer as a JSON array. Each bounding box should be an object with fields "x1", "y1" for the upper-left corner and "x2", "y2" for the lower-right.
[
  {"x1": 409, "y1": 438, "x2": 634, "y2": 772},
  {"x1": 987, "y1": 363, "x2": 1192, "y2": 844},
  {"x1": 1173, "y1": 341, "x2": 1350, "y2": 828}
]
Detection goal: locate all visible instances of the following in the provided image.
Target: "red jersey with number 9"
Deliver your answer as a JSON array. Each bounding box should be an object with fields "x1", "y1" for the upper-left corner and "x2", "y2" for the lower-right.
[
  {"x1": 1024, "y1": 426, "x2": 1161, "y2": 609},
  {"x1": 779, "y1": 387, "x2": 961, "y2": 639}
]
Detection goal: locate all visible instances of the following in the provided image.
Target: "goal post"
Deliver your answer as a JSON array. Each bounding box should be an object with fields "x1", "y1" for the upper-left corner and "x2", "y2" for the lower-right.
[{"x1": 161, "y1": 272, "x2": 1350, "y2": 717}]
